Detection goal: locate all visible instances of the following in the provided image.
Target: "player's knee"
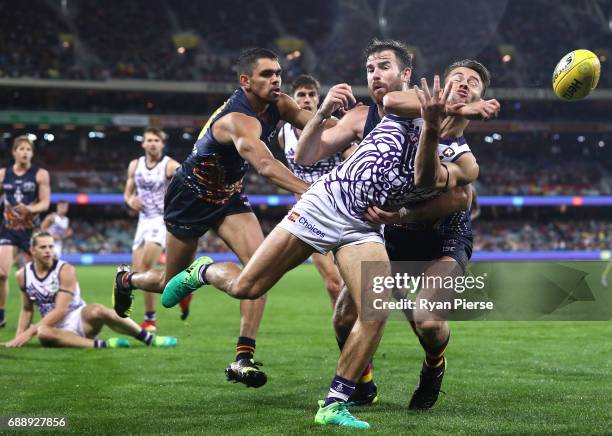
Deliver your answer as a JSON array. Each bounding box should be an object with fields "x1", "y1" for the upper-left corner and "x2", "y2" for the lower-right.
[
  {"x1": 88, "y1": 303, "x2": 110, "y2": 321},
  {"x1": 357, "y1": 318, "x2": 387, "y2": 336},
  {"x1": 0, "y1": 270, "x2": 8, "y2": 282},
  {"x1": 414, "y1": 319, "x2": 445, "y2": 336},
  {"x1": 231, "y1": 276, "x2": 261, "y2": 299}
]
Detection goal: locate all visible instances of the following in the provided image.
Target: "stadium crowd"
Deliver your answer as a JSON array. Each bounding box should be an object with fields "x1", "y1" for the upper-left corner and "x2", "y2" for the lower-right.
[
  {"x1": 1, "y1": 1, "x2": 610, "y2": 88},
  {"x1": 1, "y1": 129, "x2": 610, "y2": 197}
]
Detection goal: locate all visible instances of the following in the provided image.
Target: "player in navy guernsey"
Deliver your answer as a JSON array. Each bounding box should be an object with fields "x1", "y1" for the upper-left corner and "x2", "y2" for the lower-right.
[
  {"x1": 295, "y1": 40, "x2": 499, "y2": 410},
  {"x1": 112, "y1": 48, "x2": 355, "y2": 387},
  {"x1": 0, "y1": 136, "x2": 50, "y2": 328}
]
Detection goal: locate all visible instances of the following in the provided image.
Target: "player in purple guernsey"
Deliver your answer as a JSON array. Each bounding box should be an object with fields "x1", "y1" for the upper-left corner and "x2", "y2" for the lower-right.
[
  {"x1": 278, "y1": 74, "x2": 346, "y2": 309},
  {"x1": 123, "y1": 127, "x2": 180, "y2": 332},
  {"x1": 161, "y1": 65, "x2": 491, "y2": 427},
  {"x1": 294, "y1": 40, "x2": 499, "y2": 408},
  {"x1": 4, "y1": 232, "x2": 176, "y2": 349}
]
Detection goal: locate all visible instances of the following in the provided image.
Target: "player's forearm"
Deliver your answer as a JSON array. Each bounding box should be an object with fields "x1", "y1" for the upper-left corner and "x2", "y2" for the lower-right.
[
  {"x1": 15, "y1": 310, "x2": 33, "y2": 336},
  {"x1": 36, "y1": 307, "x2": 68, "y2": 329},
  {"x1": 28, "y1": 200, "x2": 50, "y2": 214},
  {"x1": 401, "y1": 187, "x2": 470, "y2": 222},
  {"x1": 383, "y1": 91, "x2": 421, "y2": 118},
  {"x1": 257, "y1": 159, "x2": 309, "y2": 195},
  {"x1": 414, "y1": 124, "x2": 444, "y2": 189},
  {"x1": 294, "y1": 111, "x2": 328, "y2": 165}
]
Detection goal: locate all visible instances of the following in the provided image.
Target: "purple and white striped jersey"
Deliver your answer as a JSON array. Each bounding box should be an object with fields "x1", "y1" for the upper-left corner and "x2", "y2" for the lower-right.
[
  {"x1": 134, "y1": 155, "x2": 170, "y2": 220},
  {"x1": 23, "y1": 260, "x2": 85, "y2": 317},
  {"x1": 311, "y1": 114, "x2": 471, "y2": 222},
  {"x1": 282, "y1": 123, "x2": 343, "y2": 184}
]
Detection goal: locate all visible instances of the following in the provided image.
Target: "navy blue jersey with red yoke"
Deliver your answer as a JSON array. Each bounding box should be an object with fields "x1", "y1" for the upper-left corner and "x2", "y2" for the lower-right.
[
  {"x1": 178, "y1": 88, "x2": 280, "y2": 205},
  {"x1": 164, "y1": 88, "x2": 280, "y2": 238},
  {"x1": 0, "y1": 165, "x2": 39, "y2": 252},
  {"x1": 363, "y1": 104, "x2": 382, "y2": 138},
  {"x1": 2, "y1": 165, "x2": 39, "y2": 231}
]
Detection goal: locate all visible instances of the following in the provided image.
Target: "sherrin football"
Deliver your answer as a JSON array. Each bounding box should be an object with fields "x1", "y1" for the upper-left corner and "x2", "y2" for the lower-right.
[{"x1": 552, "y1": 49, "x2": 601, "y2": 101}]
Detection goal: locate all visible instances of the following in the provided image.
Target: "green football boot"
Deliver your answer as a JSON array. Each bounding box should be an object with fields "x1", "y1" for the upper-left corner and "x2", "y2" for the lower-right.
[
  {"x1": 314, "y1": 400, "x2": 370, "y2": 429},
  {"x1": 151, "y1": 336, "x2": 178, "y2": 348},
  {"x1": 161, "y1": 256, "x2": 213, "y2": 308},
  {"x1": 107, "y1": 337, "x2": 130, "y2": 348}
]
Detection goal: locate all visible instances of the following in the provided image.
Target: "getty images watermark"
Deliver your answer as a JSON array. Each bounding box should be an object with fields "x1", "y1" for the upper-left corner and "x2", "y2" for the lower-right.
[
  {"x1": 371, "y1": 271, "x2": 493, "y2": 312},
  {"x1": 360, "y1": 261, "x2": 612, "y2": 321}
]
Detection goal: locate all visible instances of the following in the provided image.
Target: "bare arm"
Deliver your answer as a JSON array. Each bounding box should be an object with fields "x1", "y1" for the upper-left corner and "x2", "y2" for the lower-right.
[
  {"x1": 221, "y1": 113, "x2": 309, "y2": 195},
  {"x1": 414, "y1": 77, "x2": 455, "y2": 190},
  {"x1": 40, "y1": 213, "x2": 55, "y2": 232},
  {"x1": 26, "y1": 169, "x2": 50, "y2": 214},
  {"x1": 0, "y1": 168, "x2": 5, "y2": 195},
  {"x1": 385, "y1": 90, "x2": 500, "y2": 121},
  {"x1": 124, "y1": 159, "x2": 143, "y2": 211},
  {"x1": 294, "y1": 84, "x2": 360, "y2": 165},
  {"x1": 278, "y1": 93, "x2": 314, "y2": 130},
  {"x1": 15, "y1": 269, "x2": 33, "y2": 336},
  {"x1": 295, "y1": 107, "x2": 366, "y2": 165},
  {"x1": 364, "y1": 186, "x2": 471, "y2": 225},
  {"x1": 166, "y1": 158, "x2": 180, "y2": 179},
  {"x1": 382, "y1": 90, "x2": 423, "y2": 118},
  {"x1": 470, "y1": 185, "x2": 480, "y2": 220}
]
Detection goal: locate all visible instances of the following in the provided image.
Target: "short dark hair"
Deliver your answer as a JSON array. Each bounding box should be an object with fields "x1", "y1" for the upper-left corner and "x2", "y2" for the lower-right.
[
  {"x1": 143, "y1": 127, "x2": 167, "y2": 142},
  {"x1": 236, "y1": 48, "x2": 279, "y2": 79},
  {"x1": 444, "y1": 59, "x2": 491, "y2": 97},
  {"x1": 31, "y1": 230, "x2": 53, "y2": 247},
  {"x1": 291, "y1": 74, "x2": 320, "y2": 95},
  {"x1": 364, "y1": 39, "x2": 413, "y2": 71}
]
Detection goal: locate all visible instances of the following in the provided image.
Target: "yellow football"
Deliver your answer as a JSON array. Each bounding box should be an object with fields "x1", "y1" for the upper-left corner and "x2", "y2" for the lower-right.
[{"x1": 552, "y1": 49, "x2": 601, "y2": 100}]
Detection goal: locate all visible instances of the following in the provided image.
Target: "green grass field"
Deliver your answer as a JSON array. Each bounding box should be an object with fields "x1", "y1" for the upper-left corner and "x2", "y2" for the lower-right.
[{"x1": 1, "y1": 264, "x2": 610, "y2": 435}]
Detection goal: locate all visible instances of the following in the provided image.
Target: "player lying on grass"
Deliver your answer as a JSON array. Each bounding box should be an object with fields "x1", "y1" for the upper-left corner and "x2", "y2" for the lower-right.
[
  {"x1": 4, "y1": 231, "x2": 176, "y2": 349},
  {"x1": 161, "y1": 75, "x2": 493, "y2": 429}
]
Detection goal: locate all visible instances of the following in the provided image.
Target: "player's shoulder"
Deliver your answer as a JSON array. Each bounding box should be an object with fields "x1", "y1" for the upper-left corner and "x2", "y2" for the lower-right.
[
  {"x1": 220, "y1": 111, "x2": 261, "y2": 132},
  {"x1": 35, "y1": 167, "x2": 50, "y2": 181},
  {"x1": 127, "y1": 158, "x2": 140, "y2": 173},
  {"x1": 58, "y1": 262, "x2": 76, "y2": 278}
]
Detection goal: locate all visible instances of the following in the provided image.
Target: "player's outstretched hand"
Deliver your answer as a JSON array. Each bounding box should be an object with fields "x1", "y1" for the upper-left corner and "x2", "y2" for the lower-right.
[
  {"x1": 5, "y1": 330, "x2": 33, "y2": 348},
  {"x1": 364, "y1": 206, "x2": 403, "y2": 225},
  {"x1": 415, "y1": 76, "x2": 455, "y2": 126},
  {"x1": 447, "y1": 99, "x2": 500, "y2": 120},
  {"x1": 318, "y1": 84, "x2": 356, "y2": 119}
]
